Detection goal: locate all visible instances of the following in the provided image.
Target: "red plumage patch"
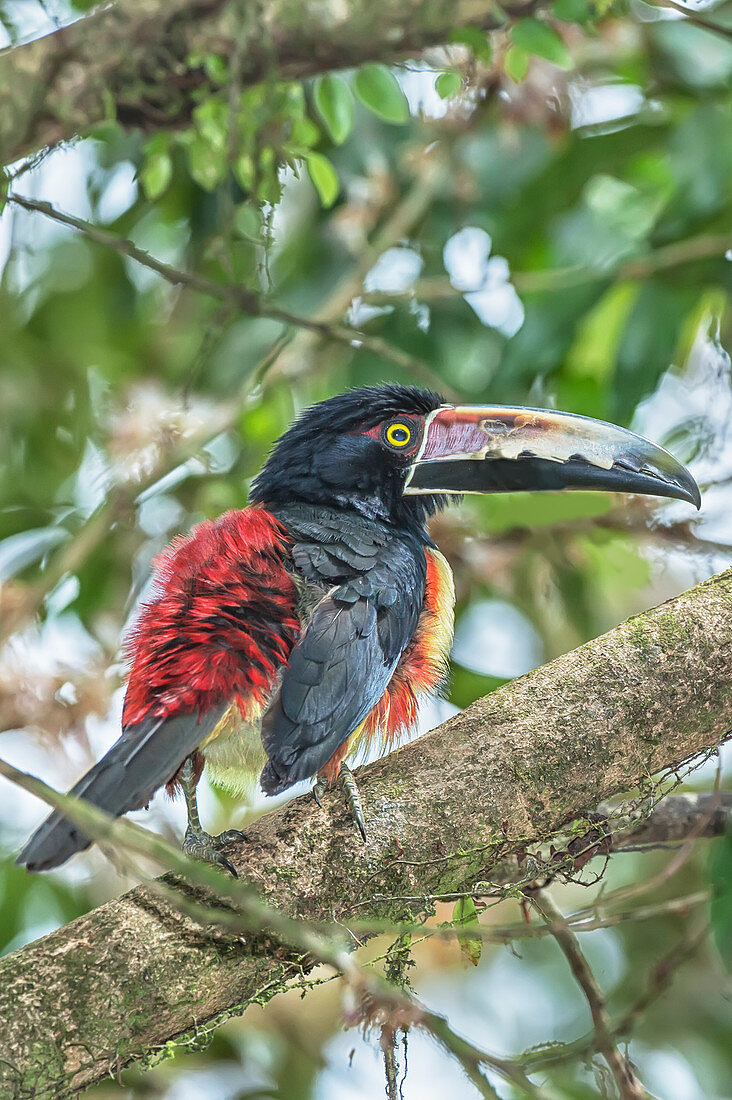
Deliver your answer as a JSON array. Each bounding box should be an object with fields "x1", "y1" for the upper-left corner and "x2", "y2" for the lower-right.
[{"x1": 122, "y1": 508, "x2": 300, "y2": 728}]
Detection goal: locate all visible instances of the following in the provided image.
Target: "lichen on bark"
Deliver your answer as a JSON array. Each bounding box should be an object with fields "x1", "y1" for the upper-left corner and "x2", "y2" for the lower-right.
[{"x1": 1, "y1": 567, "x2": 731, "y2": 1097}]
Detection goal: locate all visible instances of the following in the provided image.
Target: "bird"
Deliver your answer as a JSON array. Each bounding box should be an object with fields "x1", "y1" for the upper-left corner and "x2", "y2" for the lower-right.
[{"x1": 17, "y1": 384, "x2": 701, "y2": 874}]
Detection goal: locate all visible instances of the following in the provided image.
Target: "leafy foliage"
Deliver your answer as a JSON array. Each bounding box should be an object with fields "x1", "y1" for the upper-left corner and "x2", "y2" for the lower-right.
[{"x1": 1, "y1": 0, "x2": 732, "y2": 1097}]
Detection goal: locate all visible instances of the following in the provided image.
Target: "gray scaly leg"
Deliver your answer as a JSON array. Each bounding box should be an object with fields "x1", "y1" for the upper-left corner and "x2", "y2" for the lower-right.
[
  {"x1": 180, "y1": 758, "x2": 243, "y2": 876},
  {"x1": 313, "y1": 775, "x2": 327, "y2": 807},
  {"x1": 339, "y1": 762, "x2": 367, "y2": 842}
]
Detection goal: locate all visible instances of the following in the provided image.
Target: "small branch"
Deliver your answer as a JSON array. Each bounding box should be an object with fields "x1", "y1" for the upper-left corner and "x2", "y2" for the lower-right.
[
  {"x1": 521, "y1": 923, "x2": 707, "y2": 1071},
  {"x1": 530, "y1": 891, "x2": 648, "y2": 1100},
  {"x1": 644, "y1": 0, "x2": 732, "y2": 43},
  {"x1": 381, "y1": 1027, "x2": 401, "y2": 1100},
  {"x1": 6, "y1": 191, "x2": 436, "y2": 382},
  {"x1": 610, "y1": 923, "x2": 709, "y2": 1037},
  {"x1": 608, "y1": 791, "x2": 731, "y2": 849}
]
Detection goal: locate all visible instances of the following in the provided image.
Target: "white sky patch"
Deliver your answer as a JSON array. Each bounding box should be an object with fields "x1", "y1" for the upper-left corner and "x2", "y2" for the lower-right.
[
  {"x1": 346, "y1": 298, "x2": 394, "y2": 327},
  {"x1": 465, "y1": 280, "x2": 525, "y2": 338},
  {"x1": 95, "y1": 160, "x2": 138, "y2": 222},
  {"x1": 1, "y1": 143, "x2": 98, "y2": 291},
  {"x1": 364, "y1": 245, "x2": 423, "y2": 292},
  {"x1": 570, "y1": 81, "x2": 645, "y2": 129},
  {"x1": 396, "y1": 64, "x2": 449, "y2": 120},
  {"x1": 633, "y1": 320, "x2": 732, "y2": 544},
  {"x1": 137, "y1": 493, "x2": 186, "y2": 539},
  {"x1": 444, "y1": 227, "x2": 525, "y2": 337},
  {"x1": 63, "y1": 438, "x2": 111, "y2": 518},
  {"x1": 443, "y1": 226, "x2": 492, "y2": 291},
  {"x1": 0, "y1": 527, "x2": 68, "y2": 582},
  {"x1": 637, "y1": 1050, "x2": 705, "y2": 1100},
  {"x1": 452, "y1": 599, "x2": 544, "y2": 679}
]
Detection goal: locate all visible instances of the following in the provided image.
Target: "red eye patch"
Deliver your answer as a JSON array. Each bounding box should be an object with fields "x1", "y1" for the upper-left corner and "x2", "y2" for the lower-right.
[{"x1": 363, "y1": 415, "x2": 425, "y2": 455}]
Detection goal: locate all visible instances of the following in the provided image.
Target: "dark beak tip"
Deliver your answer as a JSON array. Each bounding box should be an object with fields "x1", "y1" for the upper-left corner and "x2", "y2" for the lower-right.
[{"x1": 676, "y1": 472, "x2": 702, "y2": 510}]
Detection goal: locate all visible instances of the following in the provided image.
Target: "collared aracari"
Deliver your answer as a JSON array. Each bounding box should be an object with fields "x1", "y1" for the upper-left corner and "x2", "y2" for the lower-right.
[{"x1": 17, "y1": 385, "x2": 700, "y2": 874}]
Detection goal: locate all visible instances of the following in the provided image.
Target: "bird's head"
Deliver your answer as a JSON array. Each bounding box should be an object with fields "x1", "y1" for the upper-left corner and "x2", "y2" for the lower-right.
[{"x1": 251, "y1": 384, "x2": 700, "y2": 530}]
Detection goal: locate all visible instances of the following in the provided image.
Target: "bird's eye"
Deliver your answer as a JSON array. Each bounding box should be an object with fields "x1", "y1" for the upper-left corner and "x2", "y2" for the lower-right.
[{"x1": 384, "y1": 421, "x2": 413, "y2": 449}]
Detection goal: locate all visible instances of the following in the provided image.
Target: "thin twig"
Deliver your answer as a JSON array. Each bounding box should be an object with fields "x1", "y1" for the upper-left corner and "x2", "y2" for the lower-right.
[
  {"x1": 360, "y1": 230, "x2": 732, "y2": 305},
  {"x1": 644, "y1": 0, "x2": 732, "y2": 42},
  {"x1": 6, "y1": 191, "x2": 439, "y2": 383},
  {"x1": 530, "y1": 891, "x2": 649, "y2": 1099},
  {"x1": 521, "y1": 923, "x2": 708, "y2": 1070}
]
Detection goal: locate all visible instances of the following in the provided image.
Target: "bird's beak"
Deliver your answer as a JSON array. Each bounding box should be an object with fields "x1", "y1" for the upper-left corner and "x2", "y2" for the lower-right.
[{"x1": 404, "y1": 405, "x2": 701, "y2": 508}]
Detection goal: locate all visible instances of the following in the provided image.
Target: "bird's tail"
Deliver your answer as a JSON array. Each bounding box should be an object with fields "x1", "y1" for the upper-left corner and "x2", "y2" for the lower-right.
[{"x1": 16, "y1": 708, "x2": 222, "y2": 872}]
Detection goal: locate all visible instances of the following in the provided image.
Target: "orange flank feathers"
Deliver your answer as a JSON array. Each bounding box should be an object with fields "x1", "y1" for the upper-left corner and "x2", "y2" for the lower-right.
[{"x1": 319, "y1": 548, "x2": 455, "y2": 783}]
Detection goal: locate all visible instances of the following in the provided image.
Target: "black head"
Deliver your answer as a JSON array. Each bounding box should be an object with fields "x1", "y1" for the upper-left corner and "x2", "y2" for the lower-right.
[
  {"x1": 251, "y1": 385, "x2": 445, "y2": 531},
  {"x1": 252, "y1": 384, "x2": 700, "y2": 528}
]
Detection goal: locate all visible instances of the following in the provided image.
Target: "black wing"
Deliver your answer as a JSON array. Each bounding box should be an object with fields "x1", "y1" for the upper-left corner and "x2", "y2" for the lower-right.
[
  {"x1": 259, "y1": 517, "x2": 426, "y2": 795},
  {"x1": 16, "y1": 704, "x2": 227, "y2": 872}
]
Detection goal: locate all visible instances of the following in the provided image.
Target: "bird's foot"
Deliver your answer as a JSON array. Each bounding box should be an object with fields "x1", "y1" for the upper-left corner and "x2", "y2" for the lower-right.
[
  {"x1": 339, "y1": 763, "x2": 367, "y2": 843},
  {"x1": 215, "y1": 828, "x2": 248, "y2": 846},
  {"x1": 183, "y1": 827, "x2": 241, "y2": 877},
  {"x1": 313, "y1": 777, "x2": 327, "y2": 807}
]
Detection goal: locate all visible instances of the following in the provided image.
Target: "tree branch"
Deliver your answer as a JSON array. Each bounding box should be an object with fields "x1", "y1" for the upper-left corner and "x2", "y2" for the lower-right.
[
  {"x1": 6, "y1": 191, "x2": 442, "y2": 386},
  {"x1": 0, "y1": 0, "x2": 537, "y2": 167},
  {"x1": 519, "y1": 923, "x2": 708, "y2": 1071},
  {"x1": 530, "y1": 891, "x2": 648, "y2": 1099},
  {"x1": 1, "y1": 567, "x2": 732, "y2": 1096}
]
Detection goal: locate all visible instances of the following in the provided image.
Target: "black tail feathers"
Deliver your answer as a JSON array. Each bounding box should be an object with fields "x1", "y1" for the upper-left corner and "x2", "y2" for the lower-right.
[{"x1": 16, "y1": 707, "x2": 223, "y2": 872}]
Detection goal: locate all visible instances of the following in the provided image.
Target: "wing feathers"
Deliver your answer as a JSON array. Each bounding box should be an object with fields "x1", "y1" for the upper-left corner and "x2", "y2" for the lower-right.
[{"x1": 260, "y1": 524, "x2": 427, "y2": 795}]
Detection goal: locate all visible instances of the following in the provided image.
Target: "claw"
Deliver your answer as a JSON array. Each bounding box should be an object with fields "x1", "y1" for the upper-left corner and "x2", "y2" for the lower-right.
[
  {"x1": 339, "y1": 763, "x2": 367, "y2": 843},
  {"x1": 313, "y1": 777, "x2": 327, "y2": 808},
  {"x1": 183, "y1": 829, "x2": 239, "y2": 877},
  {"x1": 215, "y1": 828, "x2": 248, "y2": 846}
]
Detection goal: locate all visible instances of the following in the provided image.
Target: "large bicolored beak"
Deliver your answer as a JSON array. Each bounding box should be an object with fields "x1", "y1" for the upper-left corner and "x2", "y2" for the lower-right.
[{"x1": 404, "y1": 405, "x2": 700, "y2": 508}]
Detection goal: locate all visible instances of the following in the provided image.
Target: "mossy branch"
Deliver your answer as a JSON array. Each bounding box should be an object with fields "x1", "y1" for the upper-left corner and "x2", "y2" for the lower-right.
[
  {"x1": 1, "y1": 567, "x2": 732, "y2": 1096},
  {"x1": 0, "y1": 0, "x2": 538, "y2": 167}
]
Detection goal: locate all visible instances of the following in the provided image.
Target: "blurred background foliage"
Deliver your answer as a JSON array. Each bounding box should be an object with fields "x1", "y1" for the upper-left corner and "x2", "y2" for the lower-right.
[{"x1": 1, "y1": 0, "x2": 732, "y2": 1096}]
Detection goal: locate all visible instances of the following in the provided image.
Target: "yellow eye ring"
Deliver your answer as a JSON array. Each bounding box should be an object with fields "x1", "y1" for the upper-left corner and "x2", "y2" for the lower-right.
[{"x1": 385, "y1": 422, "x2": 413, "y2": 448}]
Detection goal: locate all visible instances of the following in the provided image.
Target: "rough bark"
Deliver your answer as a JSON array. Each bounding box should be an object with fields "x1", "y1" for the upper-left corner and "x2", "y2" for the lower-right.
[
  {"x1": 0, "y1": 0, "x2": 533, "y2": 168},
  {"x1": 1, "y1": 567, "x2": 732, "y2": 1097}
]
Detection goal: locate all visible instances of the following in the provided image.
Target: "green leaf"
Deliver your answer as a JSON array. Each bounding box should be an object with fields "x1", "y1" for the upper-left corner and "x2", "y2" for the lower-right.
[
  {"x1": 193, "y1": 99, "x2": 228, "y2": 152},
  {"x1": 436, "y1": 71, "x2": 463, "y2": 100},
  {"x1": 290, "y1": 115, "x2": 320, "y2": 149},
  {"x1": 353, "y1": 64, "x2": 409, "y2": 124},
  {"x1": 314, "y1": 74, "x2": 354, "y2": 145},
  {"x1": 447, "y1": 26, "x2": 493, "y2": 62},
  {"x1": 234, "y1": 154, "x2": 255, "y2": 191},
  {"x1": 306, "y1": 152, "x2": 340, "y2": 208},
  {"x1": 452, "y1": 897, "x2": 482, "y2": 968},
  {"x1": 233, "y1": 203, "x2": 261, "y2": 240},
  {"x1": 710, "y1": 826, "x2": 732, "y2": 970},
  {"x1": 140, "y1": 152, "x2": 173, "y2": 201},
  {"x1": 187, "y1": 135, "x2": 225, "y2": 191},
  {"x1": 504, "y1": 45, "x2": 529, "y2": 83},
  {"x1": 552, "y1": 0, "x2": 592, "y2": 23},
  {"x1": 511, "y1": 18, "x2": 572, "y2": 69},
  {"x1": 202, "y1": 52, "x2": 229, "y2": 85}
]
